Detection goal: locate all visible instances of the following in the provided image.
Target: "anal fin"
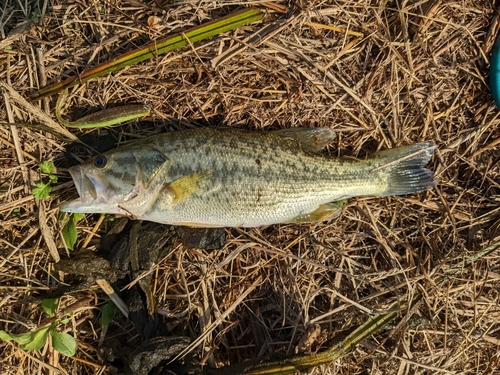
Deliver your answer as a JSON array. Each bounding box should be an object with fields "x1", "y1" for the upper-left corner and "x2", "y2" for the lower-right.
[{"x1": 286, "y1": 203, "x2": 342, "y2": 224}]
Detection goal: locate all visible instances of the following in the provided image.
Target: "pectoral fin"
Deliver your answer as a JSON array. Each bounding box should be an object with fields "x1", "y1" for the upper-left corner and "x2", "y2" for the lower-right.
[
  {"x1": 273, "y1": 128, "x2": 336, "y2": 152},
  {"x1": 165, "y1": 170, "x2": 214, "y2": 204},
  {"x1": 286, "y1": 203, "x2": 342, "y2": 224}
]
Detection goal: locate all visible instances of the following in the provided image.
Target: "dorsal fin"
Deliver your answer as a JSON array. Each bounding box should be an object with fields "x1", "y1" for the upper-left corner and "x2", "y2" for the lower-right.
[{"x1": 272, "y1": 128, "x2": 336, "y2": 152}]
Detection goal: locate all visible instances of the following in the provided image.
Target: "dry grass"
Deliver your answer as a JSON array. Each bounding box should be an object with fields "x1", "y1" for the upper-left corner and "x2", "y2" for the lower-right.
[{"x1": 1, "y1": 0, "x2": 500, "y2": 374}]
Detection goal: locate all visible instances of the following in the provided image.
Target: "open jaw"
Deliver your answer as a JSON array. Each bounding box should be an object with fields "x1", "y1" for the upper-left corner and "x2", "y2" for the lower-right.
[{"x1": 60, "y1": 165, "x2": 124, "y2": 214}]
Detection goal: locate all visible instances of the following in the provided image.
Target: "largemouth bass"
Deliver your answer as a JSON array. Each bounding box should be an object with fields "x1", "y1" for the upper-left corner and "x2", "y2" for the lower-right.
[{"x1": 60, "y1": 128, "x2": 436, "y2": 227}]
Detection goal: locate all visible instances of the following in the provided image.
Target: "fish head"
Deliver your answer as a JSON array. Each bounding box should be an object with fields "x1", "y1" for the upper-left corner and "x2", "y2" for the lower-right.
[{"x1": 60, "y1": 145, "x2": 165, "y2": 215}]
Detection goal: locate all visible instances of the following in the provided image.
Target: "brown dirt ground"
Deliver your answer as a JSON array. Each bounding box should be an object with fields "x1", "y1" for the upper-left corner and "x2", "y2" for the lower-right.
[{"x1": 1, "y1": 0, "x2": 500, "y2": 374}]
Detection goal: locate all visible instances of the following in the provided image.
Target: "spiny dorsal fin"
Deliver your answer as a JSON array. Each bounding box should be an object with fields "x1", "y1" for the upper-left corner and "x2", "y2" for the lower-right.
[{"x1": 272, "y1": 128, "x2": 336, "y2": 152}]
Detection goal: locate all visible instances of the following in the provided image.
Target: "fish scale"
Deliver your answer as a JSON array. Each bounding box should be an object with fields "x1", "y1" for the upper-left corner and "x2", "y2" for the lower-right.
[{"x1": 61, "y1": 128, "x2": 436, "y2": 227}]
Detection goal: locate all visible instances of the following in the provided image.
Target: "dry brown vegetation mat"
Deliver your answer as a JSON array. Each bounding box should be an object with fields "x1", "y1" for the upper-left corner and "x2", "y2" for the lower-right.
[{"x1": 1, "y1": 0, "x2": 500, "y2": 374}]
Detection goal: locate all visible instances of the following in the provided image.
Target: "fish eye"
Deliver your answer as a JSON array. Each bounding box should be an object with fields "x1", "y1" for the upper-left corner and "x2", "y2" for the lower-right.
[{"x1": 94, "y1": 155, "x2": 108, "y2": 169}]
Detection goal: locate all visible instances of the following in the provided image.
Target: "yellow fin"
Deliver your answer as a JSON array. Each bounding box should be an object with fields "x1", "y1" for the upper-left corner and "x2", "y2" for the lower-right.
[
  {"x1": 273, "y1": 128, "x2": 336, "y2": 152},
  {"x1": 286, "y1": 203, "x2": 341, "y2": 224},
  {"x1": 167, "y1": 170, "x2": 213, "y2": 203}
]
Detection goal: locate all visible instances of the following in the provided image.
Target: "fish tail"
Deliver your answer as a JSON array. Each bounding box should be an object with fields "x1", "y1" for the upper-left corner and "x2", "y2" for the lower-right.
[{"x1": 369, "y1": 142, "x2": 437, "y2": 196}]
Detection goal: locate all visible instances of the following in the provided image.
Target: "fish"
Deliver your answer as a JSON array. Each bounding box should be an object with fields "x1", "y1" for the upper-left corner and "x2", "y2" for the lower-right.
[{"x1": 60, "y1": 127, "x2": 436, "y2": 227}]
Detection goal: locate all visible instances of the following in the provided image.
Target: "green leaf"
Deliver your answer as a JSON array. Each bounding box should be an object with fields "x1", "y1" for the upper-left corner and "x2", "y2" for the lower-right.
[
  {"x1": 1, "y1": 325, "x2": 54, "y2": 351},
  {"x1": 4, "y1": 45, "x2": 12, "y2": 50},
  {"x1": 61, "y1": 213, "x2": 85, "y2": 249},
  {"x1": 101, "y1": 302, "x2": 117, "y2": 327},
  {"x1": 33, "y1": 161, "x2": 57, "y2": 200},
  {"x1": 42, "y1": 298, "x2": 59, "y2": 317},
  {"x1": 61, "y1": 214, "x2": 78, "y2": 250},
  {"x1": 0, "y1": 330, "x2": 33, "y2": 345},
  {"x1": 73, "y1": 213, "x2": 85, "y2": 222},
  {"x1": 21, "y1": 325, "x2": 51, "y2": 351},
  {"x1": 32, "y1": 182, "x2": 52, "y2": 200},
  {"x1": 30, "y1": 7, "x2": 41, "y2": 21},
  {"x1": 51, "y1": 331, "x2": 76, "y2": 357},
  {"x1": 333, "y1": 198, "x2": 349, "y2": 208},
  {"x1": 38, "y1": 160, "x2": 55, "y2": 175},
  {"x1": 0, "y1": 330, "x2": 14, "y2": 341}
]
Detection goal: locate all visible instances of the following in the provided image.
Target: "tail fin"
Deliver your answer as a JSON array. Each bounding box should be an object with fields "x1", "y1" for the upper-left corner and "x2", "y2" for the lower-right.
[{"x1": 369, "y1": 142, "x2": 437, "y2": 196}]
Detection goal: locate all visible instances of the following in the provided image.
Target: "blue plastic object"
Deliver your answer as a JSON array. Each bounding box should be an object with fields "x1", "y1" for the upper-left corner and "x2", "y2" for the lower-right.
[{"x1": 490, "y1": 33, "x2": 500, "y2": 107}]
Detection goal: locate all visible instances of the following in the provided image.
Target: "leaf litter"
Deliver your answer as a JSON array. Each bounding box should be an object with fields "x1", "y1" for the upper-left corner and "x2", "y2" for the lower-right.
[{"x1": 0, "y1": 0, "x2": 499, "y2": 374}]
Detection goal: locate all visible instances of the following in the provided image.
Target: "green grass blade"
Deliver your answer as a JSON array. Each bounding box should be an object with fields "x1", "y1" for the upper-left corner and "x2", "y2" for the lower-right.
[{"x1": 31, "y1": 8, "x2": 263, "y2": 100}]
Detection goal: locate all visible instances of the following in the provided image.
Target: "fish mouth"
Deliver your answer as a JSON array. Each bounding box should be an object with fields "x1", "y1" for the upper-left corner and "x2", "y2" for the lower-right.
[
  {"x1": 69, "y1": 165, "x2": 97, "y2": 201},
  {"x1": 60, "y1": 165, "x2": 118, "y2": 214}
]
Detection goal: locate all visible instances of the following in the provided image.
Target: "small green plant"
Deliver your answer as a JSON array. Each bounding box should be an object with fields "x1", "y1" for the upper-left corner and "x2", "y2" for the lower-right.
[
  {"x1": 333, "y1": 198, "x2": 349, "y2": 208},
  {"x1": 0, "y1": 298, "x2": 77, "y2": 357},
  {"x1": 100, "y1": 301, "x2": 117, "y2": 328},
  {"x1": 30, "y1": 7, "x2": 42, "y2": 22},
  {"x1": 32, "y1": 161, "x2": 58, "y2": 200},
  {"x1": 98, "y1": 301, "x2": 118, "y2": 345},
  {"x1": 60, "y1": 213, "x2": 85, "y2": 250}
]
